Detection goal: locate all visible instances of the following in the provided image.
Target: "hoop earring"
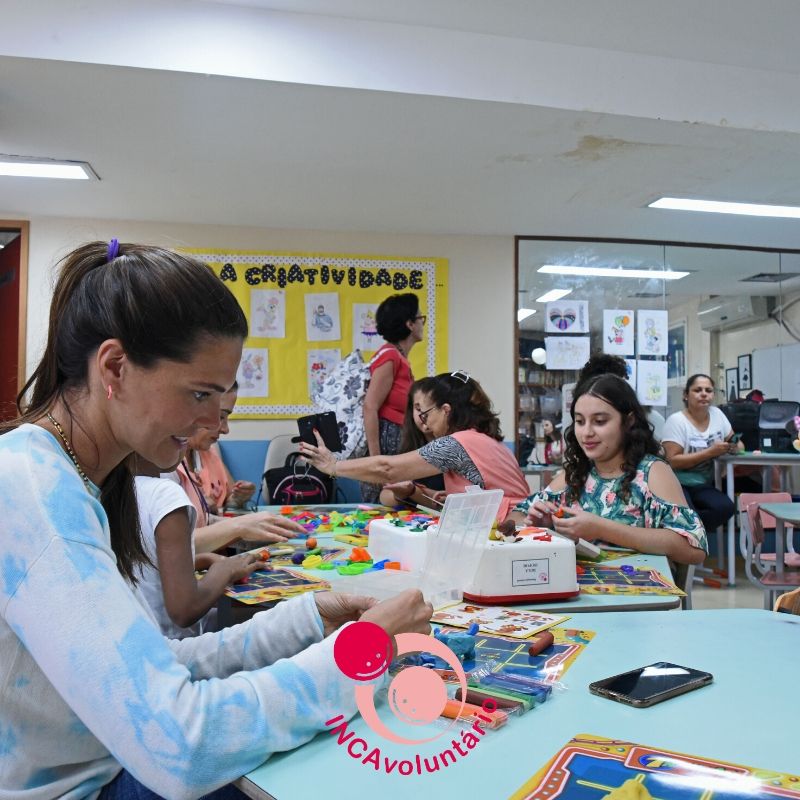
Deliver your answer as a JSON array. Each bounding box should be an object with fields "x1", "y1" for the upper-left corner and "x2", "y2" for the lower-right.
[{"x1": 107, "y1": 385, "x2": 113, "y2": 400}]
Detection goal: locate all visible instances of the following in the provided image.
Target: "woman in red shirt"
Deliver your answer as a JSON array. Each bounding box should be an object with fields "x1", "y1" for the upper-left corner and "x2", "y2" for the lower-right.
[{"x1": 360, "y1": 293, "x2": 425, "y2": 501}]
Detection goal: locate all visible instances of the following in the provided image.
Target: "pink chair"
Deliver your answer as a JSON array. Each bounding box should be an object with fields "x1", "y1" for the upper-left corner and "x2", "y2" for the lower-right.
[{"x1": 738, "y1": 492, "x2": 800, "y2": 608}]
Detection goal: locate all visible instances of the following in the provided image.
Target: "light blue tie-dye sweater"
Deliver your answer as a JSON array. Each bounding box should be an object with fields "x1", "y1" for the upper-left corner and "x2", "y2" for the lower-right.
[{"x1": 0, "y1": 425, "x2": 360, "y2": 800}]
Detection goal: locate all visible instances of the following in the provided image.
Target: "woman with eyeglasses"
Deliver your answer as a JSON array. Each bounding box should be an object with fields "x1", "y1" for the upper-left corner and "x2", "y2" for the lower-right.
[
  {"x1": 300, "y1": 371, "x2": 530, "y2": 519},
  {"x1": 359, "y1": 293, "x2": 426, "y2": 502}
]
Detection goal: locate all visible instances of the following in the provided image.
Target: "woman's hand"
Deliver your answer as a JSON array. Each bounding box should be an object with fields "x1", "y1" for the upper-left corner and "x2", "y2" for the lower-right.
[
  {"x1": 298, "y1": 430, "x2": 337, "y2": 475},
  {"x1": 315, "y1": 592, "x2": 379, "y2": 637},
  {"x1": 230, "y1": 512, "x2": 306, "y2": 543},
  {"x1": 194, "y1": 552, "x2": 226, "y2": 571},
  {"x1": 360, "y1": 589, "x2": 433, "y2": 639},
  {"x1": 707, "y1": 440, "x2": 731, "y2": 460},
  {"x1": 551, "y1": 504, "x2": 601, "y2": 542},
  {"x1": 526, "y1": 499, "x2": 557, "y2": 529},
  {"x1": 384, "y1": 480, "x2": 415, "y2": 500}
]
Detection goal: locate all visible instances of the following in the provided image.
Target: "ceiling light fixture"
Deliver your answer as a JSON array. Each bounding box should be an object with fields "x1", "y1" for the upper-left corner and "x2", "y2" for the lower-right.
[
  {"x1": 535, "y1": 288, "x2": 572, "y2": 303},
  {"x1": 538, "y1": 264, "x2": 688, "y2": 280},
  {"x1": 649, "y1": 196, "x2": 800, "y2": 219},
  {"x1": 0, "y1": 155, "x2": 98, "y2": 180},
  {"x1": 517, "y1": 308, "x2": 537, "y2": 322}
]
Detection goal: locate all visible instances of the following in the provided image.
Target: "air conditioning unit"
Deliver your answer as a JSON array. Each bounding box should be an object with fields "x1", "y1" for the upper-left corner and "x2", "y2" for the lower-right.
[{"x1": 697, "y1": 295, "x2": 772, "y2": 332}]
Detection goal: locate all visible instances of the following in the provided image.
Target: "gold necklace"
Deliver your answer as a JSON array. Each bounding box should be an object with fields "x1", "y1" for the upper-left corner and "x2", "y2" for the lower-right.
[{"x1": 46, "y1": 412, "x2": 92, "y2": 489}]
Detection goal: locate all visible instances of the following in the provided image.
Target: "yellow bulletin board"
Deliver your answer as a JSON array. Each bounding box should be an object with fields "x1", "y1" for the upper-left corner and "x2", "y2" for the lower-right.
[{"x1": 181, "y1": 249, "x2": 449, "y2": 419}]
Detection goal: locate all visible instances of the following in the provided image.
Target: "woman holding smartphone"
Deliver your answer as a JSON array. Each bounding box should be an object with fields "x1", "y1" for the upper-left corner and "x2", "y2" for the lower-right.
[{"x1": 662, "y1": 373, "x2": 743, "y2": 532}]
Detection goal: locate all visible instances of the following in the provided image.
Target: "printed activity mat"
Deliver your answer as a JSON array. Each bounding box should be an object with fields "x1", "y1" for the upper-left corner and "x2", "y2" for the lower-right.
[
  {"x1": 252, "y1": 543, "x2": 347, "y2": 568},
  {"x1": 224, "y1": 567, "x2": 329, "y2": 604},
  {"x1": 509, "y1": 734, "x2": 800, "y2": 800},
  {"x1": 580, "y1": 547, "x2": 640, "y2": 564},
  {"x1": 431, "y1": 604, "x2": 570, "y2": 639},
  {"x1": 578, "y1": 565, "x2": 685, "y2": 596},
  {"x1": 418, "y1": 626, "x2": 595, "y2": 684}
]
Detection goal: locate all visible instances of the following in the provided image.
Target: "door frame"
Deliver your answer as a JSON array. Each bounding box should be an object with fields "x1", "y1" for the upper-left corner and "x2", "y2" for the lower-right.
[{"x1": 0, "y1": 220, "x2": 30, "y2": 393}]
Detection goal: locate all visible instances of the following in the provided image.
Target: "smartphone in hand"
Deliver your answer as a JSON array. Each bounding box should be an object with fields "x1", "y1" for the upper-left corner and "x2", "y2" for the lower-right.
[
  {"x1": 589, "y1": 662, "x2": 712, "y2": 708},
  {"x1": 296, "y1": 412, "x2": 343, "y2": 452}
]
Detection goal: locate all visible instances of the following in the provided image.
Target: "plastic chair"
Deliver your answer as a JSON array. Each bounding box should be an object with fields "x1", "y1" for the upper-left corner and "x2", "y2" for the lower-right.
[
  {"x1": 738, "y1": 492, "x2": 800, "y2": 608},
  {"x1": 260, "y1": 434, "x2": 299, "y2": 503},
  {"x1": 774, "y1": 587, "x2": 800, "y2": 615}
]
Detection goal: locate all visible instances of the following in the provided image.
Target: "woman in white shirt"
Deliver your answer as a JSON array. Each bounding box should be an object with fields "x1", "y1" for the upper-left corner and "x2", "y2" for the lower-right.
[{"x1": 662, "y1": 373, "x2": 743, "y2": 531}]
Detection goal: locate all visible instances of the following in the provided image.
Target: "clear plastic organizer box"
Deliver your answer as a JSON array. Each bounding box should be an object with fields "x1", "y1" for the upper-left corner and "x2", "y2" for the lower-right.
[{"x1": 335, "y1": 487, "x2": 503, "y2": 609}]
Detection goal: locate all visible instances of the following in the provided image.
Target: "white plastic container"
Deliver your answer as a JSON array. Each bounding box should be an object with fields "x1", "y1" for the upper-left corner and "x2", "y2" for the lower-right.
[
  {"x1": 366, "y1": 518, "x2": 434, "y2": 572},
  {"x1": 335, "y1": 487, "x2": 503, "y2": 609}
]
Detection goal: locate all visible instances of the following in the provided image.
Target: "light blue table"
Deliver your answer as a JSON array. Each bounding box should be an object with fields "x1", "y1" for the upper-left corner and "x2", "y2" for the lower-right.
[{"x1": 238, "y1": 609, "x2": 800, "y2": 799}]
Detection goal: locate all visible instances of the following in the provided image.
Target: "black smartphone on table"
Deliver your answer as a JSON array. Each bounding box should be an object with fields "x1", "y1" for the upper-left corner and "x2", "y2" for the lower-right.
[
  {"x1": 296, "y1": 412, "x2": 343, "y2": 452},
  {"x1": 589, "y1": 662, "x2": 713, "y2": 708}
]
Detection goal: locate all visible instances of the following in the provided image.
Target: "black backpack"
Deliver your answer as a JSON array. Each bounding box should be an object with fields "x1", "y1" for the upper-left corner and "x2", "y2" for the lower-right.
[{"x1": 263, "y1": 452, "x2": 333, "y2": 505}]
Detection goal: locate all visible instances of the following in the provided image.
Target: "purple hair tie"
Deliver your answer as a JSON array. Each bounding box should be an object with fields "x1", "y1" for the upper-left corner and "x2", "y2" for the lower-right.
[{"x1": 106, "y1": 238, "x2": 120, "y2": 262}]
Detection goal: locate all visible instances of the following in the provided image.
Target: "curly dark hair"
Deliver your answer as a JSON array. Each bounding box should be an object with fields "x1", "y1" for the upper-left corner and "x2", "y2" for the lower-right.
[
  {"x1": 416, "y1": 372, "x2": 503, "y2": 440},
  {"x1": 563, "y1": 374, "x2": 660, "y2": 504}
]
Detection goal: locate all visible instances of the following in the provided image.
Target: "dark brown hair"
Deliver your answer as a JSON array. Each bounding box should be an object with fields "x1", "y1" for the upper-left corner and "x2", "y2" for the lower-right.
[
  {"x1": 682, "y1": 373, "x2": 715, "y2": 406},
  {"x1": 563, "y1": 374, "x2": 660, "y2": 503},
  {"x1": 7, "y1": 241, "x2": 247, "y2": 583},
  {"x1": 398, "y1": 379, "x2": 431, "y2": 452},
  {"x1": 417, "y1": 372, "x2": 503, "y2": 441}
]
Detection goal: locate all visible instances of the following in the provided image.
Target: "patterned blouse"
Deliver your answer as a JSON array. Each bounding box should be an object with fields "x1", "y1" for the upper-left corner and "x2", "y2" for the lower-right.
[{"x1": 515, "y1": 455, "x2": 707, "y2": 552}]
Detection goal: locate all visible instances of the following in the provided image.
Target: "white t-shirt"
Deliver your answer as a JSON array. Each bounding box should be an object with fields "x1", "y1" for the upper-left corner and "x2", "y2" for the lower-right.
[
  {"x1": 662, "y1": 406, "x2": 732, "y2": 486},
  {"x1": 134, "y1": 475, "x2": 206, "y2": 639}
]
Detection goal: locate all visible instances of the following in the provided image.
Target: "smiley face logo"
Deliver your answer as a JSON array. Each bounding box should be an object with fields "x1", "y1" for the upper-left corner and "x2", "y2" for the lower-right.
[
  {"x1": 388, "y1": 666, "x2": 448, "y2": 726},
  {"x1": 333, "y1": 621, "x2": 393, "y2": 682}
]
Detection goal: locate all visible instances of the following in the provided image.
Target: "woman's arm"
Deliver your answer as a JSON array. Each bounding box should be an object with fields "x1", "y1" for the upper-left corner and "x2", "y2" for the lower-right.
[
  {"x1": 363, "y1": 360, "x2": 395, "y2": 457},
  {"x1": 193, "y1": 512, "x2": 306, "y2": 553},
  {"x1": 300, "y1": 432, "x2": 441, "y2": 484},
  {"x1": 662, "y1": 439, "x2": 730, "y2": 470}
]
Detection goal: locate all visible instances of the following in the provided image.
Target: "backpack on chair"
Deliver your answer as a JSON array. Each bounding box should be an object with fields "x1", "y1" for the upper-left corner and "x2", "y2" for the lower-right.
[
  {"x1": 311, "y1": 346, "x2": 390, "y2": 459},
  {"x1": 264, "y1": 453, "x2": 333, "y2": 505}
]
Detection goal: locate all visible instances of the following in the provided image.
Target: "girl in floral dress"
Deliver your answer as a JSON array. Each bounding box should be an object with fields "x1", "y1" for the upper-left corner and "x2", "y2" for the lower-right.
[{"x1": 517, "y1": 374, "x2": 707, "y2": 566}]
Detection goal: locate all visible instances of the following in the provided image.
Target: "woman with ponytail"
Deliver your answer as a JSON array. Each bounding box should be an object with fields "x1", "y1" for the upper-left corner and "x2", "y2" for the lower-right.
[
  {"x1": 518, "y1": 374, "x2": 707, "y2": 565},
  {"x1": 0, "y1": 240, "x2": 431, "y2": 800}
]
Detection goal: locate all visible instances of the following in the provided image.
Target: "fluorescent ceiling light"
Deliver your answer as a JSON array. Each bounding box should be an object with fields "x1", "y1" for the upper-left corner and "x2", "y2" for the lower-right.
[
  {"x1": 517, "y1": 308, "x2": 537, "y2": 322},
  {"x1": 539, "y1": 264, "x2": 688, "y2": 280},
  {"x1": 0, "y1": 156, "x2": 97, "y2": 180},
  {"x1": 649, "y1": 196, "x2": 800, "y2": 219},
  {"x1": 536, "y1": 288, "x2": 572, "y2": 303}
]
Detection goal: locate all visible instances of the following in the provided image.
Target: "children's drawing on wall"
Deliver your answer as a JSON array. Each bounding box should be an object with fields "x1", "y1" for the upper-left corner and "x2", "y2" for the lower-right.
[
  {"x1": 352, "y1": 303, "x2": 383, "y2": 351},
  {"x1": 544, "y1": 300, "x2": 589, "y2": 333},
  {"x1": 636, "y1": 359, "x2": 667, "y2": 406},
  {"x1": 307, "y1": 349, "x2": 341, "y2": 399},
  {"x1": 304, "y1": 293, "x2": 341, "y2": 342},
  {"x1": 636, "y1": 309, "x2": 668, "y2": 356},
  {"x1": 602, "y1": 309, "x2": 634, "y2": 355},
  {"x1": 237, "y1": 348, "x2": 269, "y2": 398},
  {"x1": 545, "y1": 336, "x2": 590, "y2": 370},
  {"x1": 624, "y1": 358, "x2": 637, "y2": 391},
  {"x1": 250, "y1": 289, "x2": 285, "y2": 338}
]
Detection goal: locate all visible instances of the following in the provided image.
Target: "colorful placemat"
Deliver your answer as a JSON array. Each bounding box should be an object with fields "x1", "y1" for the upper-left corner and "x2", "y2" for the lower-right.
[
  {"x1": 509, "y1": 734, "x2": 800, "y2": 800},
  {"x1": 224, "y1": 567, "x2": 329, "y2": 604},
  {"x1": 431, "y1": 604, "x2": 570, "y2": 639},
  {"x1": 578, "y1": 565, "x2": 685, "y2": 596}
]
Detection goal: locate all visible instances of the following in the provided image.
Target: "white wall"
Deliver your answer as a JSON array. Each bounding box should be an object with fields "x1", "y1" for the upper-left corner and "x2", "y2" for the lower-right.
[{"x1": 24, "y1": 216, "x2": 513, "y2": 440}]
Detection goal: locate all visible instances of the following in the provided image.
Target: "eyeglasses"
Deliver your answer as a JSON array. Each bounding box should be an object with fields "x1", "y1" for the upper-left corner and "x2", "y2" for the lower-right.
[
  {"x1": 450, "y1": 370, "x2": 471, "y2": 383},
  {"x1": 417, "y1": 405, "x2": 438, "y2": 424},
  {"x1": 414, "y1": 315, "x2": 426, "y2": 324}
]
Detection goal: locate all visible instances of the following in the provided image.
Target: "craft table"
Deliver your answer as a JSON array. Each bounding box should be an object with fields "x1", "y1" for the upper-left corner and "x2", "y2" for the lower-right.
[
  {"x1": 714, "y1": 452, "x2": 800, "y2": 586},
  {"x1": 237, "y1": 609, "x2": 800, "y2": 800}
]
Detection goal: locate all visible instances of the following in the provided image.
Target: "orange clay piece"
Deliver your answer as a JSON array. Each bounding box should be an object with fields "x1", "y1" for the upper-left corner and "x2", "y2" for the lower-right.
[
  {"x1": 306, "y1": 537, "x2": 318, "y2": 550},
  {"x1": 554, "y1": 507, "x2": 566, "y2": 518},
  {"x1": 258, "y1": 549, "x2": 271, "y2": 560},
  {"x1": 350, "y1": 547, "x2": 372, "y2": 563},
  {"x1": 384, "y1": 561, "x2": 401, "y2": 570}
]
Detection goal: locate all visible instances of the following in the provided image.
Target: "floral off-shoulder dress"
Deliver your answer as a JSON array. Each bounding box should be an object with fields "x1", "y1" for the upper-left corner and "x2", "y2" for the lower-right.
[{"x1": 515, "y1": 455, "x2": 707, "y2": 553}]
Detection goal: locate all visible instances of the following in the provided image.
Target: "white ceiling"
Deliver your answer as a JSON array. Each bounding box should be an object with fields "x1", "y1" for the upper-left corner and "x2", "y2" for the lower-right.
[{"x1": 2, "y1": 1, "x2": 800, "y2": 249}]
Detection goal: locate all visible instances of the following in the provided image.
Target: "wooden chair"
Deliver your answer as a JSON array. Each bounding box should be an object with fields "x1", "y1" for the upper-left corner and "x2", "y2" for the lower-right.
[
  {"x1": 738, "y1": 492, "x2": 800, "y2": 608},
  {"x1": 774, "y1": 587, "x2": 800, "y2": 615}
]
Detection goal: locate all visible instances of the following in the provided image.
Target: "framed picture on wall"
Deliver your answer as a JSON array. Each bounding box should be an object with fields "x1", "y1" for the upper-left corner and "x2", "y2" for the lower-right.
[
  {"x1": 726, "y1": 367, "x2": 739, "y2": 401},
  {"x1": 667, "y1": 320, "x2": 687, "y2": 387},
  {"x1": 738, "y1": 354, "x2": 752, "y2": 391}
]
